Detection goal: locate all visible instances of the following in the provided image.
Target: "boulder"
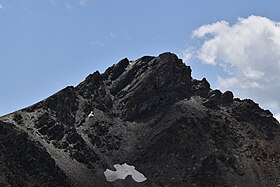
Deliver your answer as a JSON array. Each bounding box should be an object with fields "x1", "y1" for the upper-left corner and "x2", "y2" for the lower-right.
[{"x1": 222, "y1": 91, "x2": 234, "y2": 103}]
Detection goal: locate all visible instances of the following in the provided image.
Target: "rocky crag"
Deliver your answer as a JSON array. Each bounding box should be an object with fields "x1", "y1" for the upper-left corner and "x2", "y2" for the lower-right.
[{"x1": 1, "y1": 52, "x2": 280, "y2": 187}]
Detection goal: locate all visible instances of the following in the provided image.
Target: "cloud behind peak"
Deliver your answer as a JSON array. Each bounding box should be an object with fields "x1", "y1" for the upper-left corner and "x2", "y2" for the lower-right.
[{"x1": 188, "y1": 15, "x2": 280, "y2": 118}]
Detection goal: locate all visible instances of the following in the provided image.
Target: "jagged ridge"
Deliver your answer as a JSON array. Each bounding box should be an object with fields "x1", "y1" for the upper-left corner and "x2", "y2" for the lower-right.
[{"x1": 0, "y1": 52, "x2": 280, "y2": 187}]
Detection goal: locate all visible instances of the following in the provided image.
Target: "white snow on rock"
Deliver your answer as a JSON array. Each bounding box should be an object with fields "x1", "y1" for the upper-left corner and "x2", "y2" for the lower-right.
[
  {"x1": 104, "y1": 163, "x2": 147, "y2": 183},
  {"x1": 88, "y1": 111, "x2": 94, "y2": 118}
]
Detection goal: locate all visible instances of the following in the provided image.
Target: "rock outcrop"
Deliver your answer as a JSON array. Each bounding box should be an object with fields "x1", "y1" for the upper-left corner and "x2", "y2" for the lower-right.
[{"x1": 0, "y1": 52, "x2": 280, "y2": 187}]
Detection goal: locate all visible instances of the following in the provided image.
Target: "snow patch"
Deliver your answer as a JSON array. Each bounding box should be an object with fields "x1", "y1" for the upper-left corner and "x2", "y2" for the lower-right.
[
  {"x1": 88, "y1": 111, "x2": 94, "y2": 118},
  {"x1": 104, "y1": 163, "x2": 147, "y2": 183},
  {"x1": 126, "y1": 61, "x2": 135, "y2": 71}
]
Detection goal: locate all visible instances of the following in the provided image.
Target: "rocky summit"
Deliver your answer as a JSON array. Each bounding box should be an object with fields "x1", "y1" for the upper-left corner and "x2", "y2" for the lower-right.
[{"x1": 1, "y1": 52, "x2": 280, "y2": 187}]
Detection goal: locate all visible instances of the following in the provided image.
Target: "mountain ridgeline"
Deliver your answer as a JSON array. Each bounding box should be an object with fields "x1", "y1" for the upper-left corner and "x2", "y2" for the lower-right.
[{"x1": 1, "y1": 52, "x2": 280, "y2": 187}]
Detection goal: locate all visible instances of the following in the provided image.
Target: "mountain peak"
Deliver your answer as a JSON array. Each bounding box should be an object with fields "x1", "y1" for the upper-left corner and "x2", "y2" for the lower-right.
[
  {"x1": 1, "y1": 52, "x2": 280, "y2": 187},
  {"x1": 97, "y1": 52, "x2": 193, "y2": 119}
]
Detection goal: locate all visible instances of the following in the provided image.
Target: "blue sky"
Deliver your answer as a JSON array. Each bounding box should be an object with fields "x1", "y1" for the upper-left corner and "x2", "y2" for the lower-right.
[{"x1": 1, "y1": 0, "x2": 280, "y2": 119}]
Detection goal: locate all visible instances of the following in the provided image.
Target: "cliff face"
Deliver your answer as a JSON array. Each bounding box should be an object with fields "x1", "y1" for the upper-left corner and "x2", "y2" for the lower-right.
[{"x1": 1, "y1": 52, "x2": 280, "y2": 187}]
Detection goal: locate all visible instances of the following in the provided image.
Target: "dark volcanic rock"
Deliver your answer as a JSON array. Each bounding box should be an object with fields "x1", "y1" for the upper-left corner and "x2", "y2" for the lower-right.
[
  {"x1": 112, "y1": 52, "x2": 192, "y2": 120},
  {"x1": 103, "y1": 58, "x2": 130, "y2": 81},
  {"x1": 203, "y1": 89, "x2": 223, "y2": 108},
  {"x1": 222, "y1": 90, "x2": 234, "y2": 104},
  {"x1": 1, "y1": 52, "x2": 280, "y2": 187},
  {"x1": 191, "y1": 77, "x2": 211, "y2": 98},
  {"x1": 0, "y1": 120, "x2": 72, "y2": 187}
]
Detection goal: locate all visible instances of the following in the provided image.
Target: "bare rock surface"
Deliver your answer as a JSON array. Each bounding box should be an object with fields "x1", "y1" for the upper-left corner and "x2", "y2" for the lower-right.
[{"x1": 1, "y1": 52, "x2": 280, "y2": 187}]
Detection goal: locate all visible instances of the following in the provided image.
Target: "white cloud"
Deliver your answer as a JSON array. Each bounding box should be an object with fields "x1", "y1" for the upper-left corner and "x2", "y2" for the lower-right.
[
  {"x1": 0, "y1": 4, "x2": 4, "y2": 10},
  {"x1": 182, "y1": 49, "x2": 193, "y2": 62},
  {"x1": 79, "y1": 0, "x2": 92, "y2": 6},
  {"x1": 48, "y1": 0, "x2": 92, "y2": 8},
  {"x1": 110, "y1": 32, "x2": 117, "y2": 39},
  {"x1": 187, "y1": 15, "x2": 280, "y2": 115},
  {"x1": 91, "y1": 41, "x2": 104, "y2": 47},
  {"x1": 109, "y1": 31, "x2": 131, "y2": 40},
  {"x1": 192, "y1": 20, "x2": 230, "y2": 38}
]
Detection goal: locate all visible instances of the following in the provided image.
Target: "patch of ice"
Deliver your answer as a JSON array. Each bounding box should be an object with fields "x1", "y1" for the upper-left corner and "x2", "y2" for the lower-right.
[
  {"x1": 104, "y1": 163, "x2": 147, "y2": 183},
  {"x1": 88, "y1": 111, "x2": 94, "y2": 118}
]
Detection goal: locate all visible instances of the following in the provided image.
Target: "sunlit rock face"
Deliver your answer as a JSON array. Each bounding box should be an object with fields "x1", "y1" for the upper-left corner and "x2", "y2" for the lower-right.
[{"x1": 1, "y1": 52, "x2": 280, "y2": 187}]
